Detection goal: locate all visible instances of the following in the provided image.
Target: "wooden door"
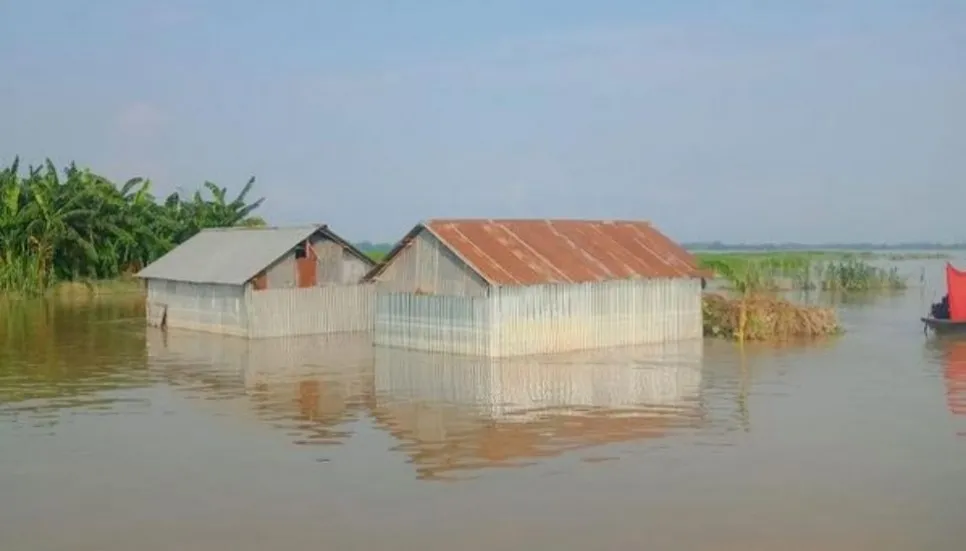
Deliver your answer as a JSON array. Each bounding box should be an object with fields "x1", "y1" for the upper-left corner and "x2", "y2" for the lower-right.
[{"x1": 296, "y1": 241, "x2": 317, "y2": 288}]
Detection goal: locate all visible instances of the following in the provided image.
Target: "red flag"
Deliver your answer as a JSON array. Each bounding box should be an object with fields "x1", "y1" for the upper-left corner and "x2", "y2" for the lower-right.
[{"x1": 946, "y1": 263, "x2": 966, "y2": 321}]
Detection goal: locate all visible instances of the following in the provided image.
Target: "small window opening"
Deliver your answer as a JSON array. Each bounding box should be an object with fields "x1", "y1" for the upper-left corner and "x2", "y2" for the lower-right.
[{"x1": 295, "y1": 242, "x2": 309, "y2": 259}]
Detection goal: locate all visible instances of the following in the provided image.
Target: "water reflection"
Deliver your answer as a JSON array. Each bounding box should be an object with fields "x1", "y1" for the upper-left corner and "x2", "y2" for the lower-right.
[
  {"x1": 372, "y1": 341, "x2": 705, "y2": 481},
  {"x1": 925, "y1": 337, "x2": 966, "y2": 435},
  {"x1": 147, "y1": 330, "x2": 374, "y2": 445},
  {"x1": 5, "y1": 260, "x2": 966, "y2": 549},
  {"x1": 0, "y1": 298, "x2": 150, "y2": 424}
]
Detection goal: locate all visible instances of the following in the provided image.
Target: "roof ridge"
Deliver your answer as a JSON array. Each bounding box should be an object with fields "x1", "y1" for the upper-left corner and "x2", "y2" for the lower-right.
[
  {"x1": 200, "y1": 224, "x2": 322, "y2": 233},
  {"x1": 425, "y1": 217, "x2": 651, "y2": 224}
]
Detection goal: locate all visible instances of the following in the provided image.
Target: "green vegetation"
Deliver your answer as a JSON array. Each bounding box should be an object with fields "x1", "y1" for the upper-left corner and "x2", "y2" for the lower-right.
[
  {"x1": 698, "y1": 253, "x2": 843, "y2": 341},
  {"x1": 0, "y1": 158, "x2": 265, "y2": 298},
  {"x1": 696, "y1": 251, "x2": 907, "y2": 292},
  {"x1": 355, "y1": 241, "x2": 392, "y2": 263},
  {"x1": 364, "y1": 250, "x2": 389, "y2": 262}
]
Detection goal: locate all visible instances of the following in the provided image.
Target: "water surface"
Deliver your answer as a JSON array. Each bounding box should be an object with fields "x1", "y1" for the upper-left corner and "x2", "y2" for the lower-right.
[{"x1": 2, "y1": 258, "x2": 966, "y2": 550}]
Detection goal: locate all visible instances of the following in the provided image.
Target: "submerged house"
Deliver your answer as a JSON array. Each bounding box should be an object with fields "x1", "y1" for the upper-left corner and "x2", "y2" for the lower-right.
[
  {"x1": 363, "y1": 219, "x2": 706, "y2": 357},
  {"x1": 137, "y1": 225, "x2": 376, "y2": 338}
]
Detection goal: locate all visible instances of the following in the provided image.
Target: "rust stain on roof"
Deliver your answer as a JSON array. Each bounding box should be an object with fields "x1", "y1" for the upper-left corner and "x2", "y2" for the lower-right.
[{"x1": 424, "y1": 219, "x2": 704, "y2": 286}]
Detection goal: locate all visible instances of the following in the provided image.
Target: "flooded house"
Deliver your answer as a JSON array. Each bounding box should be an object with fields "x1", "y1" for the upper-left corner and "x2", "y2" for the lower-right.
[
  {"x1": 137, "y1": 225, "x2": 376, "y2": 338},
  {"x1": 363, "y1": 219, "x2": 706, "y2": 356}
]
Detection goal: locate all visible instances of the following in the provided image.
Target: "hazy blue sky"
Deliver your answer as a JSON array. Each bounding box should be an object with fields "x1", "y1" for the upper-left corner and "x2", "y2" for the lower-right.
[{"x1": 2, "y1": 1, "x2": 963, "y2": 243}]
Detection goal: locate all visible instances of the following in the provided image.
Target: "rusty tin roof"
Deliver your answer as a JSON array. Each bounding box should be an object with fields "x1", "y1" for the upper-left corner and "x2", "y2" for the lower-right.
[{"x1": 367, "y1": 219, "x2": 706, "y2": 286}]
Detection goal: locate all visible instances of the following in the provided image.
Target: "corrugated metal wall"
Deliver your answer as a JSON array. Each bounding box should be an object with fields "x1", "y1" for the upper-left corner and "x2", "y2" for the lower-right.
[
  {"x1": 373, "y1": 293, "x2": 492, "y2": 355},
  {"x1": 265, "y1": 253, "x2": 297, "y2": 288},
  {"x1": 248, "y1": 284, "x2": 375, "y2": 338},
  {"x1": 373, "y1": 340, "x2": 703, "y2": 421},
  {"x1": 145, "y1": 279, "x2": 248, "y2": 336},
  {"x1": 374, "y1": 229, "x2": 488, "y2": 296},
  {"x1": 373, "y1": 278, "x2": 701, "y2": 357},
  {"x1": 342, "y1": 249, "x2": 370, "y2": 283},
  {"x1": 313, "y1": 238, "x2": 344, "y2": 283},
  {"x1": 490, "y1": 278, "x2": 702, "y2": 356}
]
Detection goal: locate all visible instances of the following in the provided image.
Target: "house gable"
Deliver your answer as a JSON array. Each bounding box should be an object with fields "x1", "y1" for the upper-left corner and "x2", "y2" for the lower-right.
[{"x1": 364, "y1": 226, "x2": 488, "y2": 297}]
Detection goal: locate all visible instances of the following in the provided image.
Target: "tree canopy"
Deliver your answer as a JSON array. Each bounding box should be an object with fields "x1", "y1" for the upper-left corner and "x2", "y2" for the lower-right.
[{"x1": 0, "y1": 158, "x2": 265, "y2": 294}]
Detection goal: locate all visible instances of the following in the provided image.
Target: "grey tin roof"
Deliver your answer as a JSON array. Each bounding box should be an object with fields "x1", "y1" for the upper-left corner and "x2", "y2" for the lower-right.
[{"x1": 137, "y1": 225, "x2": 373, "y2": 285}]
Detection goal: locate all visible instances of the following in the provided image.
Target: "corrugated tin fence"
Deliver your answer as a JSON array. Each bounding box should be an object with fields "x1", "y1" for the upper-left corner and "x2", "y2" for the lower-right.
[
  {"x1": 373, "y1": 278, "x2": 702, "y2": 357},
  {"x1": 146, "y1": 279, "x2": 248, "y2": 337},
  {"x1": 490, "y1": 278, "x2": 701, "y2": 356},
  {"x1": 374, "y1": 293, "x2": 491, "y2": 355},
  {"x1": 249, "y1": 284, "x2": 375, "y2": 338}
]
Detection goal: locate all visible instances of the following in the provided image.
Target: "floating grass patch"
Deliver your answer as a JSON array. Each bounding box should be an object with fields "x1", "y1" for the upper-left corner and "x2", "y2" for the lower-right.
[{"x1": 702, "y1": 293, "x2": 841, "y2": 341}]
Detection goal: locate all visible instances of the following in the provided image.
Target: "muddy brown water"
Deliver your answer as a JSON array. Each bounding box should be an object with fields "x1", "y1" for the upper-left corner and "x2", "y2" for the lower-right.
[{"x1": 2, "y1": 257, "x2": 965, "y2": 551}]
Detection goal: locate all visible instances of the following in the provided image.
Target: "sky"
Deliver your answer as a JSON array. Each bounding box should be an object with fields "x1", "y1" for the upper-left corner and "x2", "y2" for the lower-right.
[{"x1": 1, "y1": 1, "x2": 964, "y2": 243}]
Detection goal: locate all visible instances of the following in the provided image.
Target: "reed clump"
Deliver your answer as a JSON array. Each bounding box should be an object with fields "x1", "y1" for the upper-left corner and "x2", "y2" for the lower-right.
[
  {"x1": 817, "y1": 259, "x2": 906, "y2": 291},
  {"x1": 702, "y1": 293, "x2": 841, "y2": 341}
]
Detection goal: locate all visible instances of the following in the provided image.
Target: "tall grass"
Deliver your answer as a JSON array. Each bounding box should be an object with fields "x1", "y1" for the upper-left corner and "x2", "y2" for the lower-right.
[
  {"x1": 0, "y1": 254, "x2": 44, "y2": 298},
  {"x1": 817, "y1": 258, "x2": 905, "y2": 291},
  {"x1": 696, "y1": 252, "x2": 907, "y2": 292}
]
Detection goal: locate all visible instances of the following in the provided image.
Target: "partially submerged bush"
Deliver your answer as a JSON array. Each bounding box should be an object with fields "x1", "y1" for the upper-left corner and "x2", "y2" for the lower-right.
[{"x1": 702, "y1": 293, "x2": 841, "y2": 341}]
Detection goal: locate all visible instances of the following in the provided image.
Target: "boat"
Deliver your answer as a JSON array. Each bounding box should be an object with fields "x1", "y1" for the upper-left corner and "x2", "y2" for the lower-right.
[
  {"x1": 922, "y1": 317, "x2": 966, "y2": 335},
  {"x1": 923, "y1": 262, "x2": 966, "y2": 335}
]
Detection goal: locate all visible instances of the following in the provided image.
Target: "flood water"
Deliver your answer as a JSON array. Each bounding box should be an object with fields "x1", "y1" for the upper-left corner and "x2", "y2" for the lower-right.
[{"x1": 2, "y1": 257, "x2": 966, "y2": 551}]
